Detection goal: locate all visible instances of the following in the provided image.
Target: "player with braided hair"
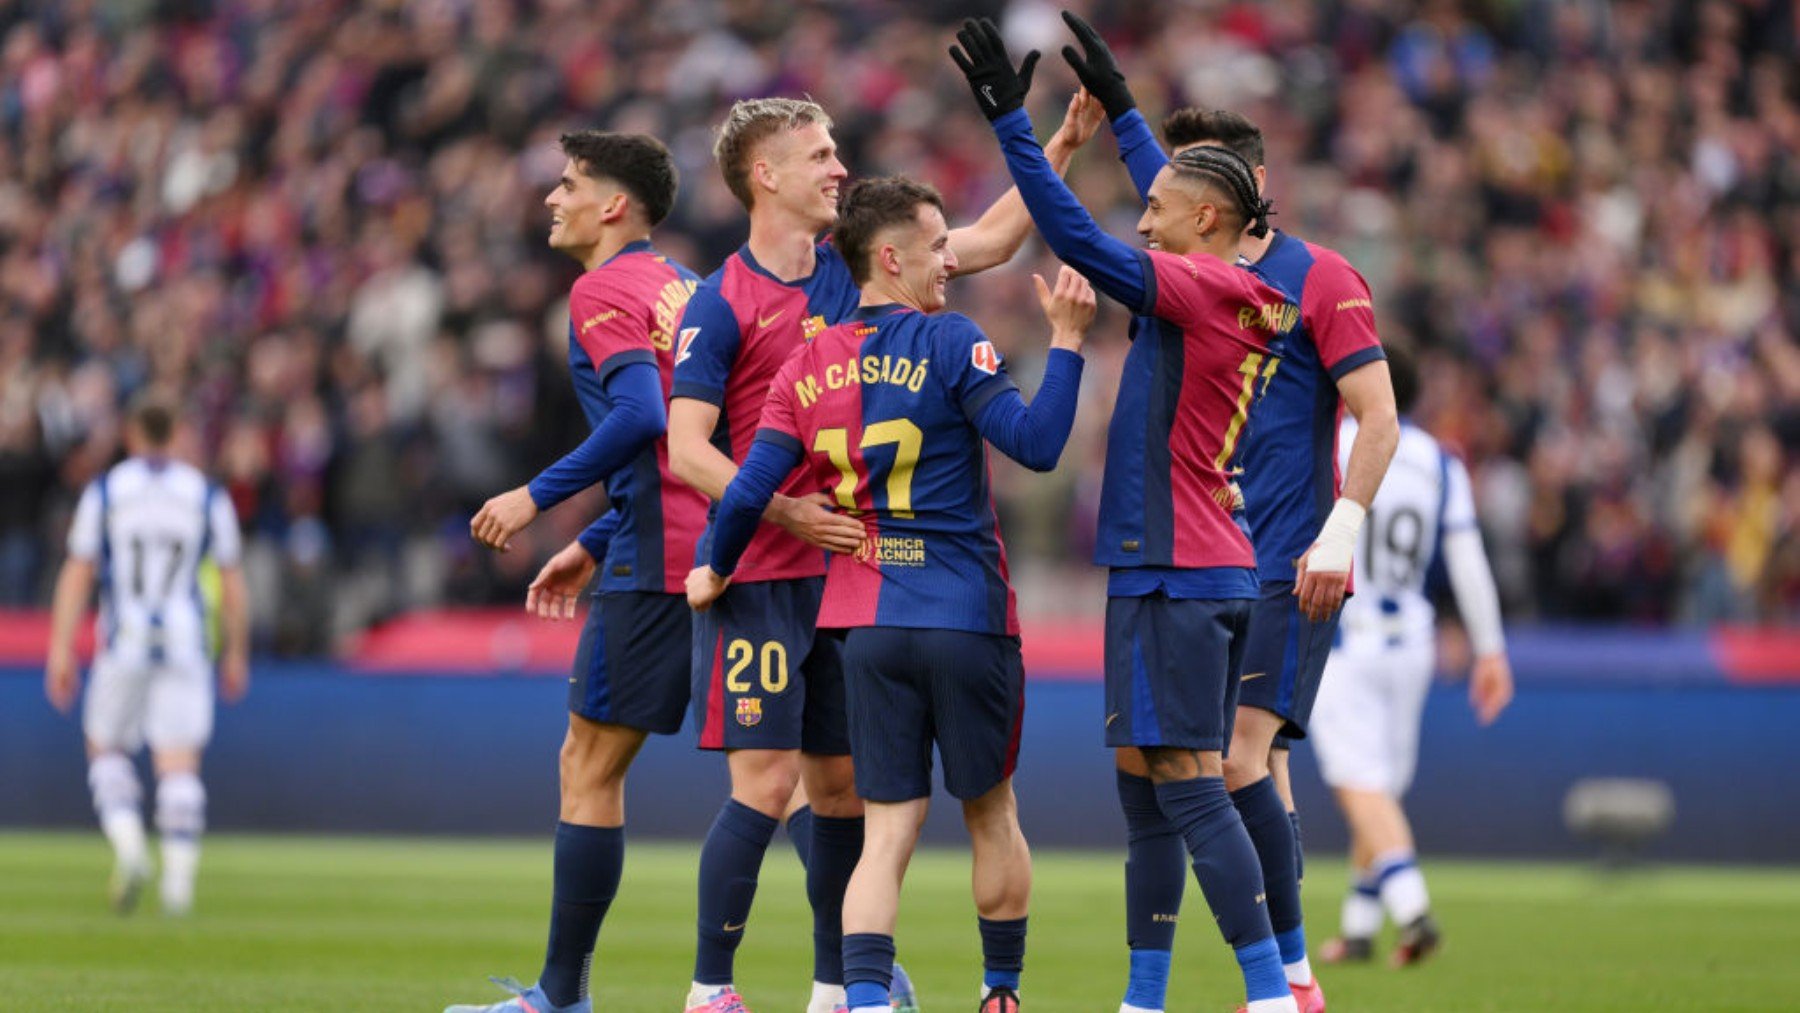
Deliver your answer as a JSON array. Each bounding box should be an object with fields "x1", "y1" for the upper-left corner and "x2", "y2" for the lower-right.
[
  {"x1": 952, "y1": 16, "x2": 1302, "y2": 1013},
  {"x1": 1059, "y1": 11, "x2": 1401, "y2": 1012}
]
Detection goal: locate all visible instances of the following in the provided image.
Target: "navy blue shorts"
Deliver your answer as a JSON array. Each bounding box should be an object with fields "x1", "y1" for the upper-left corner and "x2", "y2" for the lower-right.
[
  {"x1": 690, "y1": 577, "x2": 850, "y2": 754},
  {"x1": 569, "y1": 591, "x2": 693, "y2": 734},
  {"x1": 1104, "y1": 594, "x2": 1252, "y2": 751},
  {"x1": 842, "y1": 627, "x2": 1024, "y2": 802},
  {"x1": 1238, "y1": 580, "x2": 1342, "y2": 744}
]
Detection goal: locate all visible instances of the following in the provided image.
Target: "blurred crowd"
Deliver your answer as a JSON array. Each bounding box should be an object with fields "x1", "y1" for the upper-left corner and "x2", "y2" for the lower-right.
[{"x1": 1, "y1": 0, "x2": 1795, "y2": 653}]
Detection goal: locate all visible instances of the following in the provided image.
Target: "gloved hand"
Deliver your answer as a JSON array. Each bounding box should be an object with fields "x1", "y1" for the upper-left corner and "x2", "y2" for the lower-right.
[
  {"x1": 1060, "y1": 10, "x2": 1137, "y2": 121},
  {"x1": 949, "y1": 17, "x2": 1040, "y2": 122}
]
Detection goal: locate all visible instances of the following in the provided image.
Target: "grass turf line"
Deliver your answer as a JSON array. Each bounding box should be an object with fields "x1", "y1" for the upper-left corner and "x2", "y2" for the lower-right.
[{"x1": 2, "y1": 832, "x2": 1797, "y2": 1011}]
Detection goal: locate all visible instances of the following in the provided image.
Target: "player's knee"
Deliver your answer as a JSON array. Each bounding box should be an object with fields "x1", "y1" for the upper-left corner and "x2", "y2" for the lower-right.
[
  {"x1": 559, "y1": 730, "x2": 632, "y2": 795},
  {"x1": 730, "y1": 752, "x2": 802, "y2": 816},
  {"x1": 800, "y1": 754, "x2": 859, "y2": 816},
  {"x1": 88, "y1": 753, "x2": 140, "y2": 814},
  {"x1": 155, "y1": 772, "x2": 205, "y2": 837},
  {"x1": 1141, "y1": 747, "x2": 1205, "y2": 783},
  {"x1": 1221, "y1": 749, "x2": 1270, "y2": 791}
]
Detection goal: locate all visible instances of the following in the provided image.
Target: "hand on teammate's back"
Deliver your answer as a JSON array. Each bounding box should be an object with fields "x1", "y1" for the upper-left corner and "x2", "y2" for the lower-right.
[
  {"x1": 1469, "y1": 653, "x2": 1514, "y2": 726},
  {"x1": 948, "y1": 18, "x2": 1039, "y2": 122},
  {"x1": 1059, "y1": 10, "x2": 1137, "y2": 121},
  {"x1": 1034, "y1": 265, "x2": 1097, "y2": 352},
  {"x1": 768, "y1": 491, "x2": 866, "y2": 555},
  {"x1": 525, "y1": 539, "x2": 598, "y2": 620},
  {"x1": 470, "y1": 485, "x2": 539, "y2": 552}
]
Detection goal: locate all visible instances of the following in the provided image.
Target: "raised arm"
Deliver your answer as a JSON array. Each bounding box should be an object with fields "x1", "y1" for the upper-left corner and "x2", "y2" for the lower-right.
[
  {"x1": 1060, "y1": 11, "x2": 1166, "y2": 200},
  {"x1": 970, "y1": 269, "x2": 1093, "y2": 471},
  {"x1": 947, "y1": 90, "x2": 1106, "y2": 276}
]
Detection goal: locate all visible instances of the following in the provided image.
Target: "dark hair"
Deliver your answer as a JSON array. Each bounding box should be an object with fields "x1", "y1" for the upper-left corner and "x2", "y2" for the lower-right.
[
  {"x1": 1168, "y1": 145, "x2": 1274, "y2": 238},
  {"x1": 1162, "y1": 107, "x2": 1265, "y2": 167},
  {"x1": 558, "y1": 130, "x2": 679, "y2": 226},
  {"x1": 128, "y1": 391, "x2": 178, "y2": 448},
  {"x1": 831, "y1": 177, "x2": 945, "y2": 285},
  {"x1": 1387, "y1": 343, "x2": 1419, "y2": 415}
]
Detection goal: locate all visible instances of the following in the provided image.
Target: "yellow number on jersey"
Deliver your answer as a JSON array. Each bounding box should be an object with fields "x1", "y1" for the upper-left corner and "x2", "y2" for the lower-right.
[{"x1": 813, "y1": 419, "x2": 925, "y2": 519}]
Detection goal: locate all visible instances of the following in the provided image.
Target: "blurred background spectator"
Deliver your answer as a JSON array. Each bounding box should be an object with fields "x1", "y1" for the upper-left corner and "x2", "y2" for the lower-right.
[{"x1": 1, "y1": 0, "x2": 1795, "y2": 653}]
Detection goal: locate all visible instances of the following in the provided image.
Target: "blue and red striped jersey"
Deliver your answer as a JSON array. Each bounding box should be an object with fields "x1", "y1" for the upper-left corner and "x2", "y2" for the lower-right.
[
  {"x1": 672, "y1": 240, "x2": 861, "y2": 582},
  {"x1": 1238, "y1": 232, "x2": 1386, "y2": 583},
  {"x1": 1096, "y1": 249, "x2": 1296, "y2": 577},
  {"x1": 565, "y1": 240, "x2": 709, "y2": 594},
  {"x1": 756, "y1": 305, "x2": 1022, "y2": 635}
]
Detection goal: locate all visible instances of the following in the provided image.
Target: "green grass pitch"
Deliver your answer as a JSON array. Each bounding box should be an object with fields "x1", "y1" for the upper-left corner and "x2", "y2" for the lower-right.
[{"x1": 3, "y1": 832, "x2": 1797, "y2": 1011}]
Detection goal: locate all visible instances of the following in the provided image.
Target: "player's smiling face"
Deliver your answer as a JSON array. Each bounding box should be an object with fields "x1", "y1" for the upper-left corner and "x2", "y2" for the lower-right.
[
  {"x1": 1138, "y1": 167, "x2": 1214, "y2": 257},
  {"x1": 759, "y1": 122, "x2": 847, "y2": 228},
  {"x1": 544, "y1": 158, "x2": 608, "y2": 256},
  {"x1": 884, "y1": 203, "x2": 956, "y2": 313}
]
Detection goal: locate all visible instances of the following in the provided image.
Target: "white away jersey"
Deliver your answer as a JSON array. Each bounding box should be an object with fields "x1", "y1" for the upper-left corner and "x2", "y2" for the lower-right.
[
  {"x1": 68, "y1": 457, "x2": 240, "y2": 666},
  {"x1": 1337, "y1": 418, "x2": 1476, "y2": 649}
]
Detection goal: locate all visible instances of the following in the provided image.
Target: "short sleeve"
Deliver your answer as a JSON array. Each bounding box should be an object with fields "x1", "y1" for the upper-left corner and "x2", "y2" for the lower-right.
[
  {"x1": 569, "y1": 273, "x2": 655, "y2": 382},
  {"x1": 753, "y1": 356, "x2": 806, "y2": 456},
  {"x1": 1442, "y1": 452, "x2": 1478, "y2": 533},
  {"x1": 1300, "y1": 249, "x2": 1385, "y2": 379},
  {"x1": 670, "y1": 283, "x2": 743, "y2": 405},
  {"x1": 932, "y1": 314, "x2": 1020, "y2": 421},
  {"x1": 67, "y1": 483, "x2": 102, "y2": 561},
  {"x1": 207, "y1": 486, "x2": 243, "y2": 566}
]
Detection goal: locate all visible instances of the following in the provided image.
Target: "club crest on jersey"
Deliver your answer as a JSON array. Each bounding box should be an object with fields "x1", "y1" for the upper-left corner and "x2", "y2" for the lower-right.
[
  {"x1": 735, "y1": 696, "x2": 763, "y2": 727},
  {"x1": 971, "y1": 340, "x2": 1000, "y2": 375},
  {"x1": 802, "y1": 314, "x2": 828, "y2": 341},
  {"x1": 676, "y1": 327, "x2": 700, "y2": 365}
]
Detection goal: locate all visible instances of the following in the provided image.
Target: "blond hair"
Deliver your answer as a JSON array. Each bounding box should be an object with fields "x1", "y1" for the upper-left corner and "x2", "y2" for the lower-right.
[{"x1": 712, "y1": 98, "x2": 833, "y2": 210}]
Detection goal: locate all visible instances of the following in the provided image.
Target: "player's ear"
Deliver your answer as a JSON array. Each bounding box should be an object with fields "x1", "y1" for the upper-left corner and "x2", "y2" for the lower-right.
[
  {"x1": 1253, "y1": 164, "x2": 1267, "y2": 195},
  {"x1": 599, "y1": 191, "x2": 628, "y2": 224},
  {"x1": 879, "y1": 242, "x2": 902, "y2": 278},
  {"x1": 751, "y1": 157, "x2": 779, "y2": 198}
]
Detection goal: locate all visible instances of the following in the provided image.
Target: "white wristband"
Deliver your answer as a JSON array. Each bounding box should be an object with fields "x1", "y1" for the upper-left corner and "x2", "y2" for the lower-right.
[{"x1": 1307, "y1": 498, "x2": 1366, "y2": 574}]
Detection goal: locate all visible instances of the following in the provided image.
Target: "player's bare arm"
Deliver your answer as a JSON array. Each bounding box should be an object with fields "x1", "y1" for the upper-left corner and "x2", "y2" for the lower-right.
[
  {"x1": 216, "y1": 564, "x2": 250, "y2": 703},
  {"x1": 1296, "y1": 360, "x2": 1398, "y2": 622},
  {"x1": 668, "y1": 397, "x2": 864, "y2": 555},
  {"x1": 44, "y1": 556, "x2": 96, "y2": 713},
  {"x1": 947, "y1": 90, "x2": 1105, "y2": 276}
]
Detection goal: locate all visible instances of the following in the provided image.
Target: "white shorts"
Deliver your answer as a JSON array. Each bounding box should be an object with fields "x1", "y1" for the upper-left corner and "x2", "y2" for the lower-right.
[
  {"x1": 1309, "y1": 639, "x2": 1434, "y2": 797},
  {"x1": 82, "y1": 654, "x2": 215, "y2": 753}
]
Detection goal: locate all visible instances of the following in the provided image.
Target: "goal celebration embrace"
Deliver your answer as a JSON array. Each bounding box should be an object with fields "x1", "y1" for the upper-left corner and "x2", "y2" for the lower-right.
[{"x1": 28, "y1": 0, "x2": 1796, "y2": 1011}]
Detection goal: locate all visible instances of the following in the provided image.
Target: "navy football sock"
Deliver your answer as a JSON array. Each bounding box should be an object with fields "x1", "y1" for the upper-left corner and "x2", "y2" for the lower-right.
[
  {"x1": 694, "y1": 800, "x2": 777, "y2": 985},
  {"x1": 806, "y1": 815, "x2": 863, "y2": 985},
  {"x1": 1231, "y1": 777, "x2": 1304, "y2": 944},
  {"x1": 978, "y1": 915, "x2": 1027, "y2": 991},
  {"x1": 539, "y1": 822, "x2": 623, "y2": 1007},
  {"x1": 1152, "y1": 776, "x2": 1277, "y2": 964},
  {"x1": 787, "y1": 803, "x2": 815, "y2": 868},
  {"x1": 843, "y1": 932, "x2": 896, "y2": 1009},
  {"x1": 1118, "y1": 770, "x2": 1183, "y2": 1009},
  {"x1": 1289, "y1": 809, "x2": 1304, "y2": 882}
]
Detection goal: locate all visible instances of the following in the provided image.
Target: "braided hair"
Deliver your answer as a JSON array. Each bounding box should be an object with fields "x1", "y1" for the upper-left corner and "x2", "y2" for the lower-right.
[{"x1": 1167, "y1": 145, "x2": 1274, "y2": 239}]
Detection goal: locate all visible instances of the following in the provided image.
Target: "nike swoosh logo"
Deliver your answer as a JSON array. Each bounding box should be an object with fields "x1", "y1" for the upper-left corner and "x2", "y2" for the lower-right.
[
  {"x1": 1240, "y1": 671, "x2": 1266, "y2": 681},
  {"x1": 757, "y1": 310, "x2": 785, "y2": 329},
  {"x1": 722, "y1": 921, "x2": 746, "y2": 932},
  {"x1": 1105, "y1": 712, "x2": 1120, "y2": 727}
]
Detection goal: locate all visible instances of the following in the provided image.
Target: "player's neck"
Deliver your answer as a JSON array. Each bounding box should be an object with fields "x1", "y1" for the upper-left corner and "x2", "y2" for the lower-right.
[
  {"x1": 1237, "y1": 229, "x2": 1275, "y2": 264},
  {"x1": 577, "y1": 227, "x2": 653, "y2": 272},
  {"x1": 858, "y1": 279, "x2": 921, "y2": 314},
  {"x1": 745, "y1": 209, "x2": 823, "y2": 281}
]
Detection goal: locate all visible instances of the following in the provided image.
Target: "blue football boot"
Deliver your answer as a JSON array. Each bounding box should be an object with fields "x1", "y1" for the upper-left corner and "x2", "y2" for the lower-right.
[{"x1": 444, "y1": 976, "x2": 591, "y2": 1013}]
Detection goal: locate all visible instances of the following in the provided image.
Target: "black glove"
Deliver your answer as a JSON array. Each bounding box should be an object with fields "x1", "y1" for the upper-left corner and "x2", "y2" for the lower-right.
[
  {"x1": 1060, "y1": 10, "x2": 1137, "y2": 121},
  {"x1": 949, "y1": 17, "x2": 1040, "y2": 122}
]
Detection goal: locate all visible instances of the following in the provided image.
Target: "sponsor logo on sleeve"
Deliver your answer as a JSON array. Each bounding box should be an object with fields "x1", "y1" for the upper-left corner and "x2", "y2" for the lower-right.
[
  {"x1": 971, "y1": 340, "x2": 1000, "y2": 375},
  {"x1": 676, "y1": 327, "x2": 700, "y2": 365}
]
